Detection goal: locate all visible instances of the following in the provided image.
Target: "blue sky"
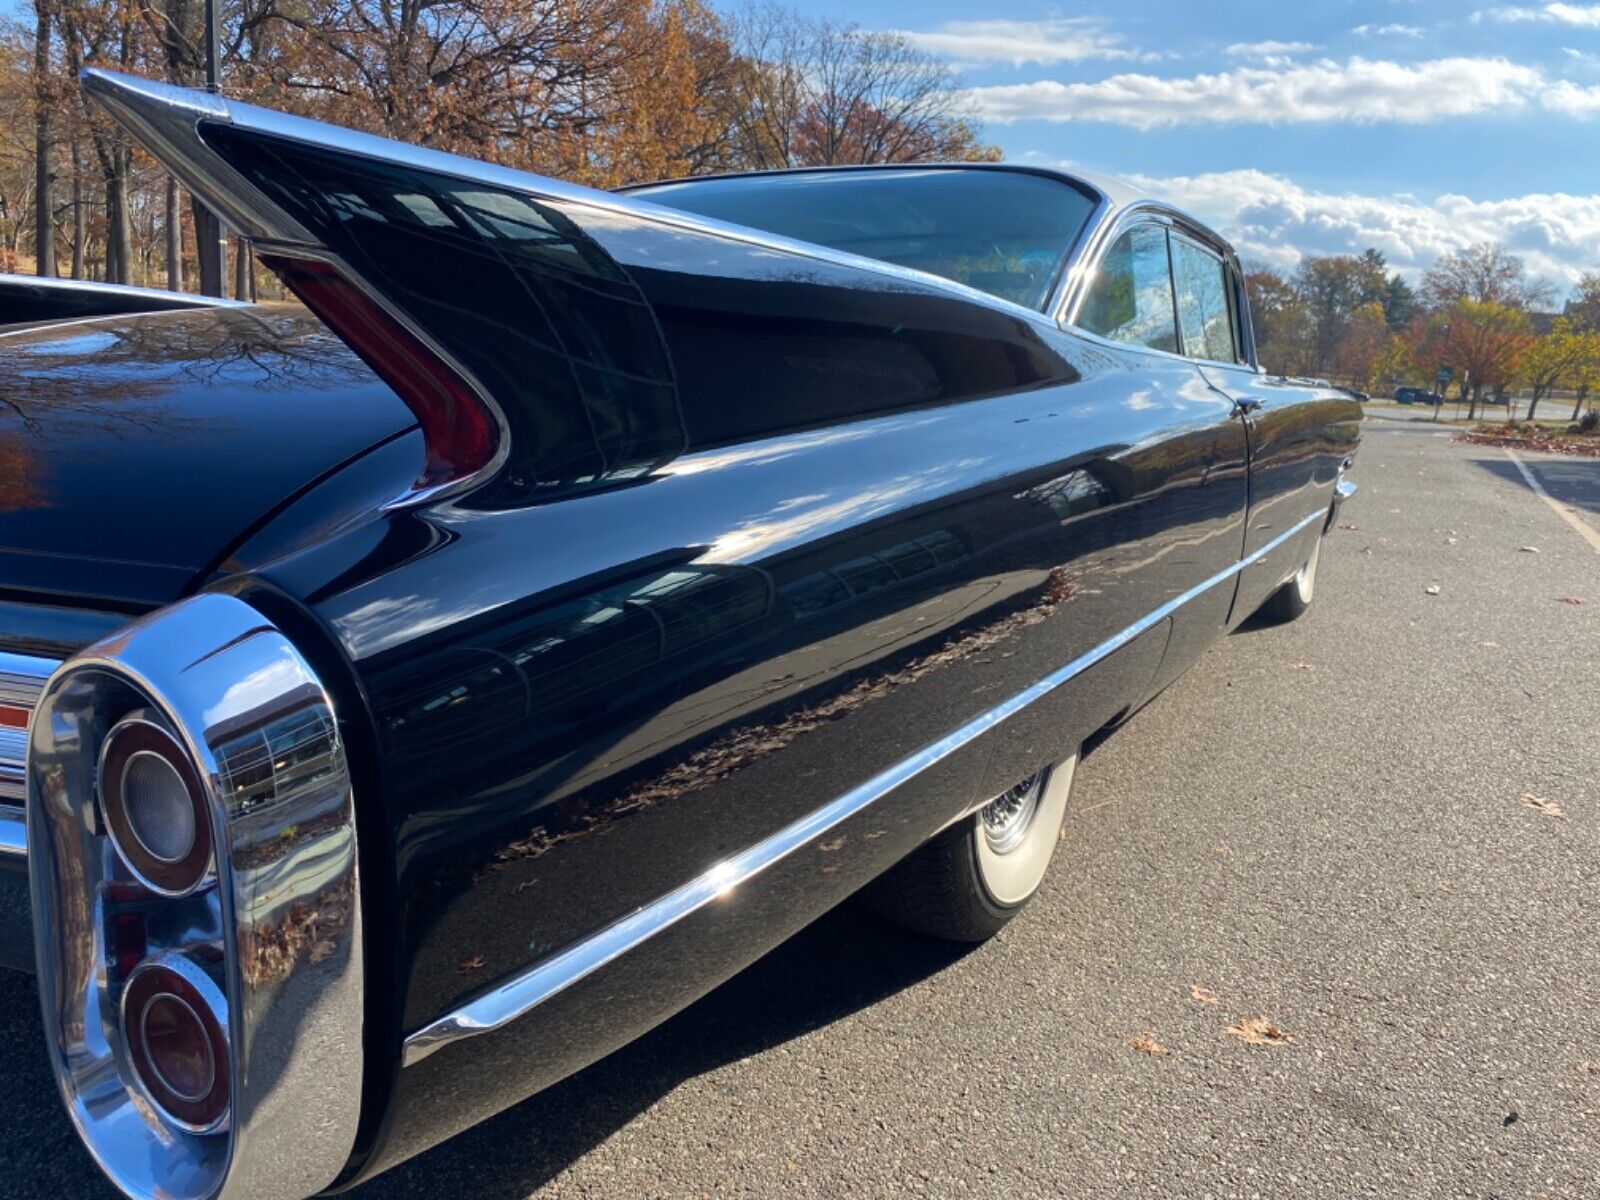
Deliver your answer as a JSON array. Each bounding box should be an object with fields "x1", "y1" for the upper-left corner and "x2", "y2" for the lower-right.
[{"x1": 787, "y1": 0, "x2": 1600, "y2": 294}]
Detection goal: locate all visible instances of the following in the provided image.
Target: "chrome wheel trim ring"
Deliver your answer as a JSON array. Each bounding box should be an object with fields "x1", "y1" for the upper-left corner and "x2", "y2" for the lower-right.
[
  {"x1": 974, "y1": 753, "x2": 1078, "y2": 906},
  {"x1": 1294, "y1": 536, "x2": 1322, "y2": 606},
  {"x1": 979, "y1": 770, "x2": 1046, "y2": 855}
]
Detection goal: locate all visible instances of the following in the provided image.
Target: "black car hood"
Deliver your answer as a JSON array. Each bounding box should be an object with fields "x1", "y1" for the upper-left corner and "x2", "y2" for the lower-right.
[{"x1": 0, "y1": 303, "x2": 416, "y2": 609}]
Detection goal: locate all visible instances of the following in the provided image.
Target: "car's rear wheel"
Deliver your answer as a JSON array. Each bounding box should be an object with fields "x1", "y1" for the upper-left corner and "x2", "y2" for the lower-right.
[
  {"x1": 1259, "y1": 534, "x2": 1321, "y2": 623},
  {"x1": 867, "y1": 752, "x2": 1078, "y2": 942}
]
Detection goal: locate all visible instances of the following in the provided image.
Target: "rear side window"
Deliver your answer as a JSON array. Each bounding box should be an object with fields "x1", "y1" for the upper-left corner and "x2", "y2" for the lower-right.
[
  {"x1": 1171, "y1": 236, "x2": 1238, "y2": 363},
  {"x1": 635, "y1": 169, "x2": 1098, "y2": 312},
  {"x1": 1076, "y1": 225, "x2": 1178, "y2": 354}
]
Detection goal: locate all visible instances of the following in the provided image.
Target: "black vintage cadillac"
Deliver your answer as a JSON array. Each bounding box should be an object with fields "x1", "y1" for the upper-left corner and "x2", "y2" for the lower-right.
[{"x1": 0, "y1": 69, "x2": 1359, "y2": 1200}]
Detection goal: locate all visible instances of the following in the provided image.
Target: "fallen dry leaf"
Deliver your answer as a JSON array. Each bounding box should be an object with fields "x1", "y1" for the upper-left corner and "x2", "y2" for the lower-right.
[
  {"x1": 1337, "y1": 522, "x2": 1358, "y2": 530},
  {"x1": 1190, "y1": 984, "x2": 1220, "y2": 1006},
  {"x1": 1557, "y1": 596, "x2": 1586, "y2": 605},
  {"x1": 1289, "y1": 661, "x2": 1316, "y2": 671},
  {"x1": 1425, "y1": 585, "x2": 1441, "y2": 596},
  {"x1": 1227, "y1": 1016, "x2": 1294, "y2": 1047},
  {"x1": 1130, "y1": 1032, "x2": 1170, "y2": 1056},
  {"x1": 458, "y1": 954, "x2": 487, "y2": 973},
  {"x1": 1520, "y1": 793, "x2": 1565, "y2": 819},
  {"x1": 1519, "y1": 545, "x2": 1539, "y2": 553}
]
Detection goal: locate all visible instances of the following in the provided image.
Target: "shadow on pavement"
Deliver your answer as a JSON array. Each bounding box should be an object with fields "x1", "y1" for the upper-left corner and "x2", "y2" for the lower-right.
[
  {"x1": 1469, "y1": 454, "x2": 1600, "y2": 516},
  {"x1": 0, "y1": 901, "x2": 968, "y2": 1199},
  {"x1": 346, "y1": 902, "x2": 971, "y2": 1200}
]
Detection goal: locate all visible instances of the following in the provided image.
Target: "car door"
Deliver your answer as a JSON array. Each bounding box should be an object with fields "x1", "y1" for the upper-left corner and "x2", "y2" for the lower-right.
[
  {"x1": 1162, "y1": 232, "x2": 1331, "y2": 621},
  {"x1": 1071, "y1": 219, "x2": 1250, "y2": 695}
]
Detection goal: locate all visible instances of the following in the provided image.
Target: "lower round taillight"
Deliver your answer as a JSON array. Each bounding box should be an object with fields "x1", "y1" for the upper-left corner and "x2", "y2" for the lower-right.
[
  {"x1": 98, "y1": 714, "x2": 211, "y2": 895},
  {"x1": 121, "y1": 956, "x2": 231, "y2": 1133}
]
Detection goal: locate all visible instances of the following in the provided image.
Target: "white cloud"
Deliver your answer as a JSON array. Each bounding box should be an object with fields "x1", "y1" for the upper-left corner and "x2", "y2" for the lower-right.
[
  {"x1": 1549, "y1": 2, "x2": 1600, "y2": 24},
  {"x1": 894, "y1": 18, "x2": 1141, "y2": 67},
  {"x1": 1114, "y1": 167, "x2": 1600, "y2": 287},
  {"x1": 1353, "y1": 23, "x2": 1426, "y2": 36},
  {"x1": 1475, "y1": 3, "x2": 1600, "y2": 25},
  {"x1": 965, "y1": 57, "x2": 1600, "y2": 128},
  {"x1": 1225, "y1": 40, "x2": 1315, "y2": 58}
]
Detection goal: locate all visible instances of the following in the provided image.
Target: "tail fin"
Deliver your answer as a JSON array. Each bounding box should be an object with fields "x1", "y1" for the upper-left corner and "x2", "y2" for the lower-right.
[
  {"x1": 83, "y1": 71, "x2": 1074, "y2": 508},
  {"x1": 82, "y1": 69, "x2": 683, "y2": 504}
]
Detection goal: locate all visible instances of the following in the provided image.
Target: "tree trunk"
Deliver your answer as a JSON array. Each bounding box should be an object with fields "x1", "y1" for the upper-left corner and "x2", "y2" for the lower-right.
[
  {"x1": 1577, "y1": 387, "x2": 1591, "y2": 422},
  {"x1": 69, "y1": 142, "x2": 84, "y2": 280},
  {"x1": 1467, "y1": 385, "x2": 1481, "y2": 422},
  {"x1": 1527, "y1": 387, "x2": 1542, "y2": 423},
  {"x1": 33, "y1": 3, "x2": 55, "y2": 277},
  {"x1": 103, "y1": 148, "x2": 132, "y2": 285},
  {"x1": 165, "y1": 175, "x2": 183, "y2": 291}
]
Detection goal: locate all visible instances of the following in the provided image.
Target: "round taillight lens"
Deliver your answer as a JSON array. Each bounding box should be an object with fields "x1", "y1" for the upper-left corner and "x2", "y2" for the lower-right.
[
  {"x1": 99, "y1": 716, "x2": 211, "y2": 895},
  {"x1": 122, "y1": 958, "x2": 231, "y2": 1133}
]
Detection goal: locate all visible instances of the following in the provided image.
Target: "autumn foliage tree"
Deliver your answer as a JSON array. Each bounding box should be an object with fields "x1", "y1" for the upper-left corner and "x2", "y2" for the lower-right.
[
  {"x1": 1417, "y1": 300, "x2": 1533, "y2": 419},
  {"x1": 10, "y1": 0, "x2": 997, "y2": 289}
]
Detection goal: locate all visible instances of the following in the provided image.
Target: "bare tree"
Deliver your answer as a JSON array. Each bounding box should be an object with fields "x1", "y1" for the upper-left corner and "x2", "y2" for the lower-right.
[
  {"x1": 727, "y1": 3, "x2": 996, "y2": 169},
  {"x1": 1421, "y1": 242, "x2": 1554, "y2": 312}
]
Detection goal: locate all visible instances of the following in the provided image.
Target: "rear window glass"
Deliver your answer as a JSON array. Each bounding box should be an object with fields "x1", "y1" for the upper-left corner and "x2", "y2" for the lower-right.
[{"x1": 633, "y1": 169, "x2": 1098, "y2": 312}]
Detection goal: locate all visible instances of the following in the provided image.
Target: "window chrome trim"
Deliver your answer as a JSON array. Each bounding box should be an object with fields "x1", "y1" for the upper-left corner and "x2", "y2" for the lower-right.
[
  {"x1": 402, "y1": 504, "x2": 1333, "y2": 1067},
  {"x1": 1056, "y1": 200, "x2": 1259, "y2": 373}
]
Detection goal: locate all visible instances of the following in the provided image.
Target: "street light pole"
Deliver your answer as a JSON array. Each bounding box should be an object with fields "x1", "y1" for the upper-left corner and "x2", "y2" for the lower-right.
[{"x1": 193, "y1": 0, "x2": 226, "y2": 297}]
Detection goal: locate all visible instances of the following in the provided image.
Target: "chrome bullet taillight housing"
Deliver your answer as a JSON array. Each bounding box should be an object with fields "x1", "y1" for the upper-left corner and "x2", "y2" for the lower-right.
[{"x1": 26, "y1": 594, "x2": 363, "y2": 1200}]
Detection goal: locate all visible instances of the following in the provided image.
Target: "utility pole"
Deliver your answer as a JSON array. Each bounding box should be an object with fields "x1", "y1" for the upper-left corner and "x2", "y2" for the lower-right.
[{"x1": 193, "y1": 0, "x2": 226, "y2": 297}]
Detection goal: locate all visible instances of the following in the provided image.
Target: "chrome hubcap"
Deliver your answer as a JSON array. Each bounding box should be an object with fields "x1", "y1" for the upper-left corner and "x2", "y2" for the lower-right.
[{"x1": 980, "y1": 769, "x2": 1047, "y2": 855}]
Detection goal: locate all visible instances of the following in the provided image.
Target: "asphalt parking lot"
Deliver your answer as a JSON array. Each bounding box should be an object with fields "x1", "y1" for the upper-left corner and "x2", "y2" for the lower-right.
[{"x1": 2, "y1": 414, "x2": 1596, "y2": 1199}]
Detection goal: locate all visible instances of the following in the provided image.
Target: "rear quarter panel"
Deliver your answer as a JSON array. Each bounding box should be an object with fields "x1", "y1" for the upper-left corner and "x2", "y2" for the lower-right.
[{"x1": 239, "y1": 202, "x2": 1251, "y2": 1179}]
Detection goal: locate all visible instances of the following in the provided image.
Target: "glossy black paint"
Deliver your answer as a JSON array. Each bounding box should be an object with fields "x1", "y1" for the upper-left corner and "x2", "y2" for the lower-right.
[
  {"x1": 0, "y1": 133, "x2": 1360, "y2": 1188},
  {"x1": 0, "y1": 305, "x2": 415, "y2": 608},
  {"x1": 120, "y1": 146, "x2": 1363, "y2": 1178}
]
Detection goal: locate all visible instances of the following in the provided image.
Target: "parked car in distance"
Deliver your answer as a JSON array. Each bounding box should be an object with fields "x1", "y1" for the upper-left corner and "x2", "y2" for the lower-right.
[
  {"x1": 1, "y1": 68, "x2": 1360, "y2": 1200},
  {"x1": 1395, "y1": 386, "x2": 1443, "y2": 405},
  {"x1": 1339, "y1": 387, "x2": 1370, "y2": 402}
]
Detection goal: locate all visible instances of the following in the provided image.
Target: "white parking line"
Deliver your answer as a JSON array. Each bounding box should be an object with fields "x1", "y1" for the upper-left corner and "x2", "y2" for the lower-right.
[{"x1": 1504, "y1": 448, "x2": 1600, "y2": 555}]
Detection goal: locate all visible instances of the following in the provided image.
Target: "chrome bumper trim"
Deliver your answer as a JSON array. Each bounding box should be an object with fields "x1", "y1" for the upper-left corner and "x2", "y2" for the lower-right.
[
  {"x1": 1, "y1": 651, "x2": 57, "y2": 807},
  {"x1": 0, "y1": 806, "x2": 23, "y2": 859},
  {"x1": 403, "y1": 504, "x2": 1332, "y2": 1066},
  {"x1": 1, "y1": 651, "x2": 58, "y2": 817},
  {"x1": 28, "y1": 595, "x2": 363, "y2": 1200}
]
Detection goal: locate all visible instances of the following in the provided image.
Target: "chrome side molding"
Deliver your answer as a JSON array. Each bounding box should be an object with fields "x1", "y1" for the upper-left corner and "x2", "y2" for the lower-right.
[{"x1": 403, "y1": 503, "x2": 1333, "y2": 1066}]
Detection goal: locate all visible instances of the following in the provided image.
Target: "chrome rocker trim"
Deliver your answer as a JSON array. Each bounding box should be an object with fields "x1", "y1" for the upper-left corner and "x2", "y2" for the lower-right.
[
  {"x1": 27, "y1": 594, "x2": 362, "y2": 1200},
  {"x1": 404, "y1": 502, "x2": 1333, "y2": 1066}
]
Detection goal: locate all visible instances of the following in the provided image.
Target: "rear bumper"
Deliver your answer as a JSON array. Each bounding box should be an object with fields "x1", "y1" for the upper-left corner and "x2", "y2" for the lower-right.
[{"x1": 1326, "y1": 476, "x2": 1357, "y2": 532}]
